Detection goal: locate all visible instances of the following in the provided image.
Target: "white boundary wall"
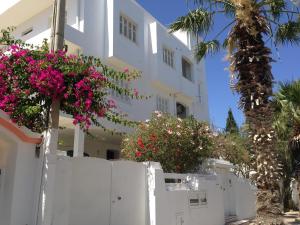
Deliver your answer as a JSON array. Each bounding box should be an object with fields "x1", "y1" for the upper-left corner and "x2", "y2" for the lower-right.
[
  {"x1": 49, "y1": 158, "x2": 256, "y2": 225},
  {"x1": 0, "y1": 112, "x2": 256, "y2": 225}
]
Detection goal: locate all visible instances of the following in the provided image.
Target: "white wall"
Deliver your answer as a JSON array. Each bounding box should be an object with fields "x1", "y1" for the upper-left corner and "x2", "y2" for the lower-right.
[
  {"x1": 0, "y1": 123, "x2": 41, "y2": 225},
  {"x1": 148, "y1": 168, "x2": 225, "y2": 225},
  {"x1": 234, "y1": 176, "x2": 256, "y2": 220}
]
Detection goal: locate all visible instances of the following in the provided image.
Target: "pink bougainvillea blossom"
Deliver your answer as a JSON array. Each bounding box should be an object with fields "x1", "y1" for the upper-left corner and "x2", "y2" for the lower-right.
[
  {"x1": 0, "y1": 38, "x2": 141, "y2": 132},
  {"x1": 29, "y1": 67, "x2": 66, "y2": 99}
]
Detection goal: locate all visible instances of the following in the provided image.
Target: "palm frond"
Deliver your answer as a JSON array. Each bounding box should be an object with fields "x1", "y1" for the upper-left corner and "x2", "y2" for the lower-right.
[
  {"x1": 275, "y1": 20, "x2": 300, "y2": 45},
  {"x1": 223, "y1": 2, "x2": 236, "y2": 17},
  {"x1": 169, "y1": 9, "x2": 213, "y2": 36},
  {"x1": 261, "y1": 0, "x2": 286, "y2": 20},
  {"x1": 274, "y1": 80, "x2": 300, "y2": 131},
  {"x1": 194, "y1": 40, "x2": 220, "y2": 62}
]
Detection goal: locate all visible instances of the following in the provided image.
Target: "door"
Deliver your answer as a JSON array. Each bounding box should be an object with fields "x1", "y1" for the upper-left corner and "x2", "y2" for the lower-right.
[
  {"x1": 222, "y1": 173, "x2": 236, "y2": 217},
  {"x1": 110, "y1": 161, "x2": 147, "y2": 225}
]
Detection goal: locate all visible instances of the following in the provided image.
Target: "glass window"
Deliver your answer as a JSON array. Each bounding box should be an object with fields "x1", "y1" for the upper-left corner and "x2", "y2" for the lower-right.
[
  {"x1": 156, "y1": 96, "x2": 169, "y2": 113},
  {"x1": 163, "y1": 47, "x2": 174, "y2": 68},
  {"x1": 176, "y1": 102, "x2": 188, "y2": 118},
  {"x1": 182, "y1": 58, "x2": 192, "y2": 81},
  {"x1": 120, "y1": 14, "x2": 137, "y2": 43},
  {"x1": 120, "y1": 16, "x2": 123, "y2": 34},
  {"x1": 133, "y1": 25, "x2": 136, "y2": 43},
  {"x1": 124, "y1": 19, "x2": 127, "y2": 37},
  {"x1": 128, "y1": 22, "x2": 132, "y2": 40}
]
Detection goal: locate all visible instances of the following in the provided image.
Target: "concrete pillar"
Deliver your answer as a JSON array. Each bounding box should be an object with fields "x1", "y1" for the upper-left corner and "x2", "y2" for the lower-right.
[{"x1": 73, "y1": 125, "x2": 85, "y2": 157}]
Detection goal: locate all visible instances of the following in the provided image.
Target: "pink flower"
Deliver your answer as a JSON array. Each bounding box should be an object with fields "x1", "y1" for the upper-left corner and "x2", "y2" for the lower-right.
[
  {"x1": 64, "y1": 93, "x2": 69, "y2": 99},
  {"x1": 108, "y1": 99, "x2": 116, "y2": 108},
  {"x1": 85, "y1": 99, "x2": 92, "y2": 109},
  {"x1": 133, "y1": 88, "x2": 138, "y2": 97},
  {"x1": 29, "y1": 67, "x2": 66, "y2": 99},
  {"x1": 124, "y1": 67, "x2": 129, "y2": 73},
  {"x1": 0, "y1": 63, "x2": 6, "y2": 70}
]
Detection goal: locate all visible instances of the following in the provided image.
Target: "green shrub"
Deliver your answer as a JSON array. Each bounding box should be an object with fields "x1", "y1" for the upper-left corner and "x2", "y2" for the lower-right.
[{"x1": 121, "y1": 112, "x2": 214, "y2": 173}]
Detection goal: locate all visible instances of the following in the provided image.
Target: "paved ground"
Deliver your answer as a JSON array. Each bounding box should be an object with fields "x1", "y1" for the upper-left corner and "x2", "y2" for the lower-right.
[{"x1": 284, "y1": 212, "x2": 300, "y2": 225}]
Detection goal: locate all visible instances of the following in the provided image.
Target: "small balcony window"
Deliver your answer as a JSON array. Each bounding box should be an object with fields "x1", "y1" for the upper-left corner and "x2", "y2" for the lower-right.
[
  {"x1": 176, "y1": 102, "x2": 188, "y2": 119},
  {"x1": 182, "y1": 57, "x2": 192, "y2": 81},
  {"x1": 163, "y1": 47, "x2": 174, "y2": 68},
  {"x1": 120, "y1": 15, "x2": 137, "y2": 43}
]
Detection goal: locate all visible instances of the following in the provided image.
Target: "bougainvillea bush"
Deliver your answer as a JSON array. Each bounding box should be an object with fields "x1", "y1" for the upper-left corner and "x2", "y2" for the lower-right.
[
  {"x1": 121, "y1": 112, "x2": 214, "y2": 173},
  {"x1": 0, "y1": 29, "x2": 142, "y2": 132}
]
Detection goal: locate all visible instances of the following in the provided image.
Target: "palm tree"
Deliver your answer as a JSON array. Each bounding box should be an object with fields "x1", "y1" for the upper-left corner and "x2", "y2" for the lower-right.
[
  {"x1": 274, "y1": 80, "x2": 300, "y2": 212},
  {"x1": 274, "y1": 81, "x2": 300, "y2": 144},
  {"x1": 170, "y1": 0, "x2": 300, "y2": 221}
]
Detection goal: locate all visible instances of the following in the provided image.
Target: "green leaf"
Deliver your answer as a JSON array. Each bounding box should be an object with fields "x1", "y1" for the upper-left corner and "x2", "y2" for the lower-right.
[
  {"x1": 169, "y1": 8, "x2": 213, "y2": 36},
  {"x1": 275, "y1": 20, "x2": 300, "y2": 45},
  {"x1": 194, "y1": 40, "x2": 220, "y2": 61},
  {"x1": 264, "y1": 0, "x2": 286, "y2": 20}
]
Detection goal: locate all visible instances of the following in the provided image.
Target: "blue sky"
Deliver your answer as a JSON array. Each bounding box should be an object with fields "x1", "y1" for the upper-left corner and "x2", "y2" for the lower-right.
[{"x1": 137, "y1": 0, "x2": 300, "y2": 129}]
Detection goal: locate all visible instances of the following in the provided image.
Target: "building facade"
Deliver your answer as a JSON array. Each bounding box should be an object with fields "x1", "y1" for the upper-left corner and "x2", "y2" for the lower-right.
[{"x1": 0, "y1": 0, "x2": 209, "y2": 159}]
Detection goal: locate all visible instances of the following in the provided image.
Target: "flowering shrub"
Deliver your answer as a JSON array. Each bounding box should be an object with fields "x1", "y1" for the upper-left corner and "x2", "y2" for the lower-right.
[
  {"x1": 121, "y1": 112, "x2": 214, "y2": 173},
  {"x1": 211, "y1": 132, "x2": 251, "y2": 177},
  {"x1": 0, "y1": 29, "x2": 142, "y2": 132}
]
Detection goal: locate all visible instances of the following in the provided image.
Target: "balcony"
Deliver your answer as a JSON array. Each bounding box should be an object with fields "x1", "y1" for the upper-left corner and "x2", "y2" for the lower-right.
[{"x1": 0, "y1": 0, "x2": 52, "y2": 29}]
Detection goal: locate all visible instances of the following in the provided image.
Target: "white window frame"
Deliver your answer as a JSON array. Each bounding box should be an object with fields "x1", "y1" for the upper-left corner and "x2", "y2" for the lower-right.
[
  {"x1": 156, "y1": 96, "x2": 169, "y2": 113},
  {"x1": 120, "y1": 14, "x2": 137, "y2": 44},
  {"x1": 163, "y1": 47, "x2": 174, "y2": 68}
]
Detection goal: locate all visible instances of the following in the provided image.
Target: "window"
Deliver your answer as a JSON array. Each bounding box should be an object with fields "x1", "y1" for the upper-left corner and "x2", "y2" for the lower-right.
[
  {"x1": 106, "y1": 149, "x2": 120, "y2": 160},
  {"x1": 176, "y1": 102, "x2": 188, "y2": 118},
  {"x1": 163, "y1": 47, "x2": 174, "y2": 68},
  {"x1": 182, "y1": 57, "x2": 192, "y2": 81},
  {"x1": 156, "y1": 96, "x2": 169, "y2": 113},
  {"x1": 21, "y1": 27, "x2": 33, "y2": 36},
  {"x1": 110, "y1": 79, "x2": 130, "y2": 103},
  {"x1": 120, "y1": 15, "x2": 137, "y2": 43}
]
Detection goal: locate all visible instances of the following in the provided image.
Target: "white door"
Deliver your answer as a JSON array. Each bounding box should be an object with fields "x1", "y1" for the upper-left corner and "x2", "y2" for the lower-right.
[
  {"x1": 222, "y1": 174, "x2": 236, "y2": 217},
  {"x1": 110, "y1": 161, "x2": 147, "y2": 225}
]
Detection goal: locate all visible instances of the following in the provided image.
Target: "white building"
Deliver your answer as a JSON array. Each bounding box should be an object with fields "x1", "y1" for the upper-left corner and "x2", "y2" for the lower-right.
[{"x1": 0, "y1": 0, "x2": 209, "y2": 159}]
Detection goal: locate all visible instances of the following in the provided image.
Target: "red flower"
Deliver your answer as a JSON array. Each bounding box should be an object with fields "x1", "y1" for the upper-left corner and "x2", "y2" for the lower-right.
[
  {"x1": 150, "y1": 134, "x2": 157, "y2": 141},
  {"x1": 135, "y1": 151, "x2": 142, "y2": 158},
  {"x1": 137, "y1": 137, "x2": 145, "y2": 149}
]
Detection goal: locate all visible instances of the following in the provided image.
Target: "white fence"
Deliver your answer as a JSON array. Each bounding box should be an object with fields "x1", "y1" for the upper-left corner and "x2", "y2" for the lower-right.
[
  {"x1": 0, "y1": 111, "x2": 256, "y2": 225},
  {"x1": 49, "y1": 157, "x2": 256, "y2": 225}
]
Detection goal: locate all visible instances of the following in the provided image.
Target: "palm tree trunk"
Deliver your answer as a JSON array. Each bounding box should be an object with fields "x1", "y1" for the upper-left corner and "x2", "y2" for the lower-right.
[{"x1": 230, "y1": 12, "x2": 283, "y2": 220}]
